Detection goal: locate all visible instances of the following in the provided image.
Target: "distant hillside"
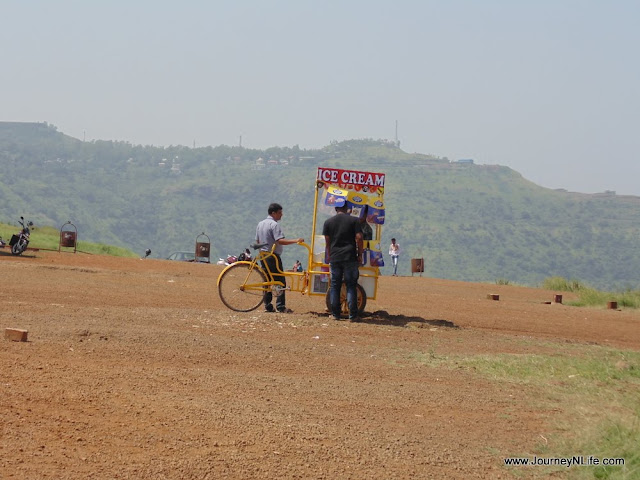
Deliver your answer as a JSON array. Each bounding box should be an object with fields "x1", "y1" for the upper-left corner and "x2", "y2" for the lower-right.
[{"x1": 2, "y1": 121, "x2": 640, "y2": 290}]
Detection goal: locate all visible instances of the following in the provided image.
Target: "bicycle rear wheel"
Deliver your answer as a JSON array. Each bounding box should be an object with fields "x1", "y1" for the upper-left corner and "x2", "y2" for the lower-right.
[{"x1": 218, "y1": 263, "x2": 268, "y2": 312}]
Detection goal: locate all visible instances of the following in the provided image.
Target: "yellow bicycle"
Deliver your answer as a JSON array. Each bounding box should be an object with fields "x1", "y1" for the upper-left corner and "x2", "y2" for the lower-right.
[
  {"x1": 217, "y1": 241, "x2": 367, "y2": 314},
  {"x1": 217, "y1": 242, "x2": 309, "y2": 312}
]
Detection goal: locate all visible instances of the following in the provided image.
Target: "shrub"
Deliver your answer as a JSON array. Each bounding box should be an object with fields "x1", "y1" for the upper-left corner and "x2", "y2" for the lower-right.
[{"x1": 541, "y1": 276, "x2": 586, "y2": 292}]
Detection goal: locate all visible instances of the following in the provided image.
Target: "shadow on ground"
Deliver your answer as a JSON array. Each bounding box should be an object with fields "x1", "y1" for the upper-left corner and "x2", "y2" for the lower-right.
[
  {"x1": 312, "y1": 310, "x2": 459, "y2": 329},
  {"x1": 0, "y1": 249, "x2": 37, "y2": 258}
]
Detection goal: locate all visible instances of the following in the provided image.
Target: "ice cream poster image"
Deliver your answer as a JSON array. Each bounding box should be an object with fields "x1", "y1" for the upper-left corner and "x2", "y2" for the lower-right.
[{"x1": 317, "y1": 168, "x2": 385, "y2": 220}]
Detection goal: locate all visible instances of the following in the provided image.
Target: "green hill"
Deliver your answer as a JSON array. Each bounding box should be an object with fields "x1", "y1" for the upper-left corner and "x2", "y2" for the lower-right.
[{"x1": 2, "y1": 121, "x2": 640, "y2": 290}]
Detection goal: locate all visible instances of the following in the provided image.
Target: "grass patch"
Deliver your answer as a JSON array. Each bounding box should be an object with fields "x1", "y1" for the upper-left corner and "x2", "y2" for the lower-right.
[
  {"x1": 542, "y1": 276, "x2": 640, "y2": 310},
  {"x1": 409, "y1": 343, "x2": 640, "y2": 479},
  {"x1": 542, "y1": 276, "x2": 587, "y2": 292},
  {"x1": 569, "y1": 288, "x2": 640, "y2": 310},
  {"x1": 0, "y1": 222, "x2": 137, "y2": 257}
]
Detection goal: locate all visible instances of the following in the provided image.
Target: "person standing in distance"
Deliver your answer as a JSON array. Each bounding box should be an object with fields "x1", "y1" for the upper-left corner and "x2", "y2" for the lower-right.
[
  {"x1": 323, "y1": 199, "x2": 364, "y2": 321},
  {"x1": 389, "y1": 238, "x2": 400, "y2": 276},
  {"x1": 255, "y1": 202, "x2": 304, "y2": 313}
]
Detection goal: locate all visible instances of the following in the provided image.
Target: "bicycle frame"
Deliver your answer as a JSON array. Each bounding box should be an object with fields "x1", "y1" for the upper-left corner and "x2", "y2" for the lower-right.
[{"x1": 217, "y1": 242, "x2": 313, "y2": 295}]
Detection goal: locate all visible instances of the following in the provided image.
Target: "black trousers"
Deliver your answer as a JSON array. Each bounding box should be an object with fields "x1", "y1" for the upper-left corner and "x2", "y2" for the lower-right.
[{"x1": 261, "y1": 253, "x2": 286, "y2": 310}]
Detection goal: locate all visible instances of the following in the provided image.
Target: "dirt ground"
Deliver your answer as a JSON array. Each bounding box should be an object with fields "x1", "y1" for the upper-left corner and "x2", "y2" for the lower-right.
[{"x1": 2, "y1": 250, "x2": 639, "y2": 479}]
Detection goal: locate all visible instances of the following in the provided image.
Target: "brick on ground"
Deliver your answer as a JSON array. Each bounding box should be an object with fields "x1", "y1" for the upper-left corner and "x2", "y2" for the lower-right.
[{"x1": 5, "y1": 328, "x2": 28, "y2": 342}]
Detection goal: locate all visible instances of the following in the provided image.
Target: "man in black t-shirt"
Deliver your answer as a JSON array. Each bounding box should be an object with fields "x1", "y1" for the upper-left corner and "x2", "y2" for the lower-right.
[{"x1": 322, "y1": 199, "x2": 363, "y2": 321}]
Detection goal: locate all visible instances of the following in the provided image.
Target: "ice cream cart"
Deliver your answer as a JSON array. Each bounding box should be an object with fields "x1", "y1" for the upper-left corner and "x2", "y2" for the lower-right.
[
  {"x1": 308, "y1": 167, "x2": 386, "y2": 312},
  {"x1": 217, "y1": 167, "x2": 386, "y2": 314}
]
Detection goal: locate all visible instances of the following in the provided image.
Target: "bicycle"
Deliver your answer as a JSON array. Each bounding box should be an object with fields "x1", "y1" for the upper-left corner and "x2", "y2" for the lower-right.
[
  {"x1": 217, "y1": 241, "x2": 367, "y2": 314},
  {"x1": 217, "y1": 242, "x2": 309, "y2": 312}
]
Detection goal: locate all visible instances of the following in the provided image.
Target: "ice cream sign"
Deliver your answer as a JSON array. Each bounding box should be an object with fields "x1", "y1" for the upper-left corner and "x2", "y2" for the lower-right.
[
  {"x1": 317, "y1": 168, "x2": 385, "y2": 188},
  {"x1": 317, "y1": 167, "x2": 386, "y2": 224}
]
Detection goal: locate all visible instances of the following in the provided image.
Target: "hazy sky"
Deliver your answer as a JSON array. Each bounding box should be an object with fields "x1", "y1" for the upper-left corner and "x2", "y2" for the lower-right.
[{"x1": 3, "y1": 1, "x2": 639, "y2": 195}]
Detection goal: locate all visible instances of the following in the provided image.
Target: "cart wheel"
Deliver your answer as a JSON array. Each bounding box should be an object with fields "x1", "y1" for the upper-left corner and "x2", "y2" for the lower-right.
[
  {"x1": 218, "y1": 263, "x2": 268, "y2": 312},
  {"x1": 325, "y1": 283, "x2": 367, "y2": 316}
]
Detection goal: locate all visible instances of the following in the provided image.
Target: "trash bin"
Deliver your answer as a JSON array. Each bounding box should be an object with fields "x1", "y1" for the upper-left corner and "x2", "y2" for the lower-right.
[
  {"x1": 60, "y1": 231, "x2": 76, "y2": 248},
  {"x1": 195, "y1": 232, "x2": 211, "y2": 263},
  {"x1": 411, "y1": 258, "x2": 424, "y2": 275},
  {"x1": 196, "y1": 242, "x2": 210, "y2": 262},
  {"x1": 59, "y1": 221, "x2": 78, "y2": 253}
]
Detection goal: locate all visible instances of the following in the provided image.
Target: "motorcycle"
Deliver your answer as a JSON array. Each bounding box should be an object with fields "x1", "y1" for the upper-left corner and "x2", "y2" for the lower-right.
[
  {"x1": 217, "y1": 248, "x2": 253, "y2": 266},
  {"x1": 9, "y1": 216, "x2": 33, "y2": 256},
  {"x1": 237, "y1": 248, "x2": 252, "y2": 262}
]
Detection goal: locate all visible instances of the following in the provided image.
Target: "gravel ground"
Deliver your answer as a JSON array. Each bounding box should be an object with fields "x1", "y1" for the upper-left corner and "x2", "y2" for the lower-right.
[{"x1": 2, "y1": 250, "x2": 638, "y2": 479}]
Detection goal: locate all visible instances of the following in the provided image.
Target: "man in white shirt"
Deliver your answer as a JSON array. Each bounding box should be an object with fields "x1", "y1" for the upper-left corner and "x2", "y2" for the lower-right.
[{"x1": 389, "y1": 238, "x2": 400, "y2": 276}]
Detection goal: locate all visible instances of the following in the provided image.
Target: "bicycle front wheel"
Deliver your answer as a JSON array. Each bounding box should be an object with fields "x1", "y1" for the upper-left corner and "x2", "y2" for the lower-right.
[{"x1": 218, "y1": 263, "x2": 268, "y2": 312}]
